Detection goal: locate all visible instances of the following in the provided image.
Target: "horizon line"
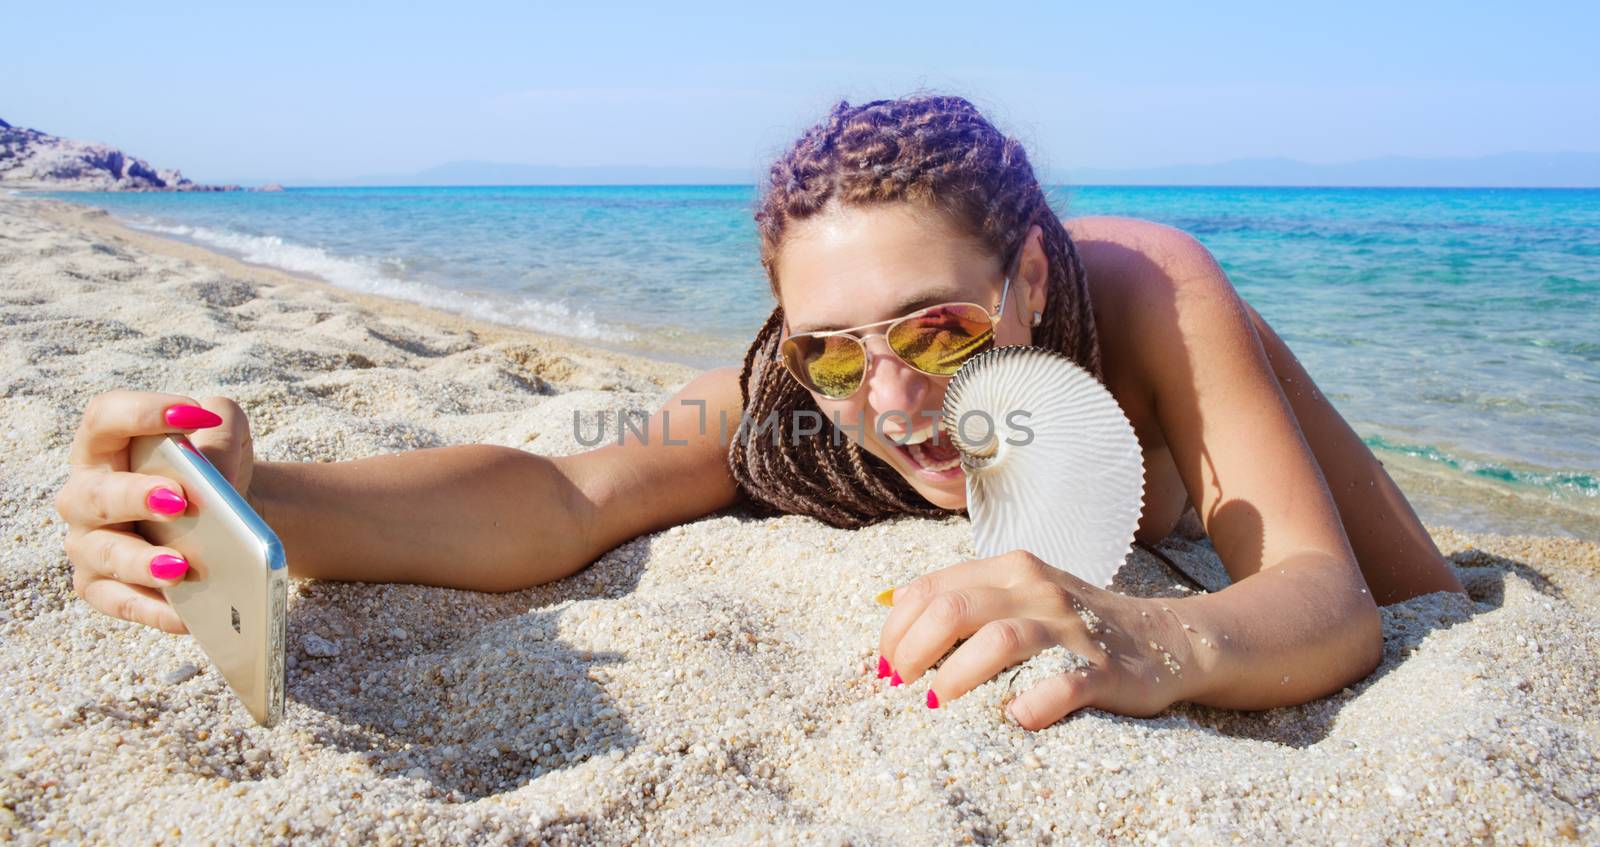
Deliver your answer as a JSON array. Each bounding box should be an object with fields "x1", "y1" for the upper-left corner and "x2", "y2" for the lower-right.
[{"x1": 194, "y1": 182, "x2": 1600, "y2": 191}]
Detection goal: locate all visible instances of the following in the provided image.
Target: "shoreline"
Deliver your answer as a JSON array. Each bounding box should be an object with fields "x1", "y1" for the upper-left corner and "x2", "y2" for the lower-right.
[
  {"x1": 2, "y1": 191, "x2": 1597, "y2": 843},
  {"x1": 23, "y1": 191, "x2": 1600, "y2": 540},
  {"x1": 21, "y1": 187, "x2": 759, "y2": 371},
  {"x1": 21, "y1": 195, "x2": 711, "y2": 384}
]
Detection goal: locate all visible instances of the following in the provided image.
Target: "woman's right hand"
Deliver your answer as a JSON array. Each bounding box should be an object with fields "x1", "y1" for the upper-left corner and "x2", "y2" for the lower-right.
[{"x1": 55, "y1": 391, "x2": 256, "y2": 634}]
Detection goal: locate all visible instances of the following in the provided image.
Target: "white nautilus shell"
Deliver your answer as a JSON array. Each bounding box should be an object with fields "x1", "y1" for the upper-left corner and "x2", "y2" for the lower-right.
[{"x1": 939, "y1": 345, "x2": 1145, "y2": 588}]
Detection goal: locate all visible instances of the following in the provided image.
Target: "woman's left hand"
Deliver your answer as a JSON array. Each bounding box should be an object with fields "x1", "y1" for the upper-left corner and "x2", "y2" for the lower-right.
[{"x1": 876, "y1": 548, "x2": 1198, "y2": 729}]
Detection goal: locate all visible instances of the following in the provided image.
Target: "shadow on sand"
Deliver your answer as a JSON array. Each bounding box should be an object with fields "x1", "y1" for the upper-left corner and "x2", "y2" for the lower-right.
[
  {"x1": 278, "y1": 529, "x2": 666, "y2": 802},
  {"x1": 1160, "y1": 547, "x2": 1565, "y2": 748}
]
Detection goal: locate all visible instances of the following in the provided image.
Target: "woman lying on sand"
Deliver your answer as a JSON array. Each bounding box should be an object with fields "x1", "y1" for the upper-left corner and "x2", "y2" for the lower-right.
[{"x1": 55, "y1": 95, "x2": 1465, "y2": 730}]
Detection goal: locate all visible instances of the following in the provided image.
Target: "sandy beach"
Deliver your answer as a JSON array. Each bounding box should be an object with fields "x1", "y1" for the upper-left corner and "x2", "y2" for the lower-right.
[{"x1": 2, "y1": 194, "x2": 1596, "y2": 844}]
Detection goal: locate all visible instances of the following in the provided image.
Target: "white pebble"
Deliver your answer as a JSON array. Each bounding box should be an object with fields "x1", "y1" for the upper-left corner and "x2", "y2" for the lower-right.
[
  {"x1": 161, "y1": 663, "x2": 200, "y2": 684},
  {"x1": 302, "y1": 634, "x2": 341, "y2": 657}
]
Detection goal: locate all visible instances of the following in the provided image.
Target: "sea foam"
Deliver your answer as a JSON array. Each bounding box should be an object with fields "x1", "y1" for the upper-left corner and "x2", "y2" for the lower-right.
[{"x1": 132, "y1": 220, "x2": 634, "y2": 344}]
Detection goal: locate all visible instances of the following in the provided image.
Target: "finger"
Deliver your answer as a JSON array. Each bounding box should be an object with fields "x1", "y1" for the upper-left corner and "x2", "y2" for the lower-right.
[
  {"x1": 877, "y1": 551, "x2": 1041, "y2": 670},
  {"x1": 186, "y1": 396, "x2": 250, "y2": 488},
  {"x1": 887, "y1": 586, "x2": 1024, "y2": 685},
  {"x1": 66, "y1": 526, "x2": 191, "y2": 589},
  {"x1": 55, "y1": 468, "x2": 191, "y2": 528},
  {"x1": 876, "y1": 547, "x2": 1049, "y2": 653},
  {"x1": 1006, "y1": 670, "x2": 1103, "y2": 731},
  {"x1": 77, "y1": 575, "x2": 189, "y2": 634},
  {"x1": 69, "y1": 390, "x2": 223, "y2": 468},
  {"x1": 924, "y1": 617, "x2": 1055, "y2": 705}
]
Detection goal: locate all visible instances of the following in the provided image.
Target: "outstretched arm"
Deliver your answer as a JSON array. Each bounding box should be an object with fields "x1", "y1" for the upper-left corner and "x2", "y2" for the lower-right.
[
  {"x1": 875, "y1": 222, "x2": 1382, "y2": 727},
  {"x1": 1130, "y1": 225, "x2": 1382, "y2": 709},
  {"x1": 253, "y1": 366, "x2": 744, "y2": 593}
]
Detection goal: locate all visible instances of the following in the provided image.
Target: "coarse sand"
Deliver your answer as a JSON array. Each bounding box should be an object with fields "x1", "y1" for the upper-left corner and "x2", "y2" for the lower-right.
[{"x1": 2, "y1": 197, "x2": 1596, "y2": 845}]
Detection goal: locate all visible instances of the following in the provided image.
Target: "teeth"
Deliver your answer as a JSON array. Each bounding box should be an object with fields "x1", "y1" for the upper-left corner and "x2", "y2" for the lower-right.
[
  {"x1": 909, "y1": 441, "x2": 962, "y2": 472},
  {"x1": 901, "y1": 424, "x2": 940, "y2": 445}
]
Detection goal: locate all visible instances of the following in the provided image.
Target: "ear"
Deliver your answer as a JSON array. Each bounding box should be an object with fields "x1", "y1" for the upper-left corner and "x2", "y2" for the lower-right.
[{"x1": 1018, "y1": 224, "x2": 1048, "y2": 323}]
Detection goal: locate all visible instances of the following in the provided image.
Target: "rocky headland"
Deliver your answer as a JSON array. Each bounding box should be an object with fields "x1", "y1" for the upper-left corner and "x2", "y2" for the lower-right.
[{"x1": 0, "y1": 118, "x2": 242, "y2": 192}]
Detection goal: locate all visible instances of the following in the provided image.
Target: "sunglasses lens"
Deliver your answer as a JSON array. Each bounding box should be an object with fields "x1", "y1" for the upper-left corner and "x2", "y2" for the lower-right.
[
  {"x1": 886, "y1": 303, "x2": 995, "y2": 375},
  {"x1": 781, "y1": 334, "x2": 866, "y2": 398}
]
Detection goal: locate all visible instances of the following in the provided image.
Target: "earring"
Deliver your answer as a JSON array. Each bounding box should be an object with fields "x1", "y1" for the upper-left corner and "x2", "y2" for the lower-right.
[{"x1": 1030, "y1": 311, "x2": 1043, "y2": 327}]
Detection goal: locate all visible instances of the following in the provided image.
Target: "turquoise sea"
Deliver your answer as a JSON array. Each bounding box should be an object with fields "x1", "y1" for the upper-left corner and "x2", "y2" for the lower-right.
[{"x1": 45, "y1": 186, "x2": 1600, "y2": 539}]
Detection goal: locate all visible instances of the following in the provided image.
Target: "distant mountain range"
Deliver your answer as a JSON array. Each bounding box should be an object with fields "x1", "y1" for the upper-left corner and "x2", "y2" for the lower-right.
[
  {"x1": 0, "y1": 118, "x2": 244, "y2": 192},
  {"x1": 330, "y1": 152, "x2": 1600, "y2": 188},
  {"x1": 5, "y1": 117, "x2": 1595, "y2": 189},
  {"x1": 1062, "y1": 153, "x2": 1600, "y2": 188}
]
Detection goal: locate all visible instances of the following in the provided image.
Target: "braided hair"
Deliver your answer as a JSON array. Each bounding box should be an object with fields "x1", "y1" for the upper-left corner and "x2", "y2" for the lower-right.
[{"x1": 727, "y1": 94, "x2": 1104, "y2": 528}]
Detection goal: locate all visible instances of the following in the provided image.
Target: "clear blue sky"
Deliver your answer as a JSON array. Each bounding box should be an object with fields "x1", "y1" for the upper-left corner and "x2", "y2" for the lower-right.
[{"x1": 6, "y1": 1, "x2": 1597, "y2": 183}]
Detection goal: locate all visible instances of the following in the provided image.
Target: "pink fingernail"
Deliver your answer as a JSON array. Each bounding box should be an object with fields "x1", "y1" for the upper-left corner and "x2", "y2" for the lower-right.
[
  {"x1": 889, "y1": 670, "x2": 903, "y2": 687},
  {"x1": 926, "y1": 690, "x2": 940, "y2": 709},
  {"x1": 147, "y1": 488, "x2": 187, "y2": 515},
  {"x1": 150, "y1": 554, "x2": 189, "y2": 581},
  {"x1": 876, "y1": 656, "x2": 891, "y2": 679},
  {"x1": 164, "y1": 405, "x2": 222, "y2": 429}
]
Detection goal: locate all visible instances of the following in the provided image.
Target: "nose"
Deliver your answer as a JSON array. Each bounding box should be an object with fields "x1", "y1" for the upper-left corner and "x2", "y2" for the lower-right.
[{"x1": 860, "y1": 334, "x2": 933, "y2": 435}]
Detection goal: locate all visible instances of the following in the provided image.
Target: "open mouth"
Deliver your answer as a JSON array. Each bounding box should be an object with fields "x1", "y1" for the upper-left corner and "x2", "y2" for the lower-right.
[{"x1": 887, "y1": 423, "x2": 965, "y2": 479}]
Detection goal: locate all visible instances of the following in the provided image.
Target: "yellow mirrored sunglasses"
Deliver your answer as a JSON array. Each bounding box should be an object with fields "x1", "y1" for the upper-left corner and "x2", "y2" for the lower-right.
[{"x1": 780, "y1": 274, "x2": 1014, "y2": 400}]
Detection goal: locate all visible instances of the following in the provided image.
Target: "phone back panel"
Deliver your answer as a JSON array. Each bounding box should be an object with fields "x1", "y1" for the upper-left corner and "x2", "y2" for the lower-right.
[{"x1": 131, "y1": 435, "x2": 287, "y2": 727}]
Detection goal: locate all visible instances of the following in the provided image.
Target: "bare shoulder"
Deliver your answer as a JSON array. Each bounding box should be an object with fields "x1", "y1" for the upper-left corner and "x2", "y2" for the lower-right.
[
  {"x1": 1067, "y1": 215, "x2": 1220, "y2": 288},
  {"x1": 680, "y1": 364, "x2": 745, "y2": 411},
  {"x1": 1068, "y1": 217, "x2": 1353, "y2": 576},
  {"x1": 1065, "y1": 216, "x2": 1234, "y2": 396},
  {"x1": 556, "y1": 365, "x2": 745, "y2": 552},
  {"x1": 659, "y1": 364, "x2": 747, "y2": 442},
  {"x1": 1067, "y1": 216, "x2": 1229, "y2": 328}
]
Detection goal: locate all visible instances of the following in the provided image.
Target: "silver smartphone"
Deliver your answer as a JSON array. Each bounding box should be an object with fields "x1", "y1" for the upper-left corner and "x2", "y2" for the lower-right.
[{"x1": 130, "y1": 433, "x2": 287, "y2": 727}]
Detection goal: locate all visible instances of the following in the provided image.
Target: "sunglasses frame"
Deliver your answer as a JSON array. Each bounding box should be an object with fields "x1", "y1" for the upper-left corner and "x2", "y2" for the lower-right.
[{"x1": 781, "y1": 273, "x2": 1015, "y2": 400}]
